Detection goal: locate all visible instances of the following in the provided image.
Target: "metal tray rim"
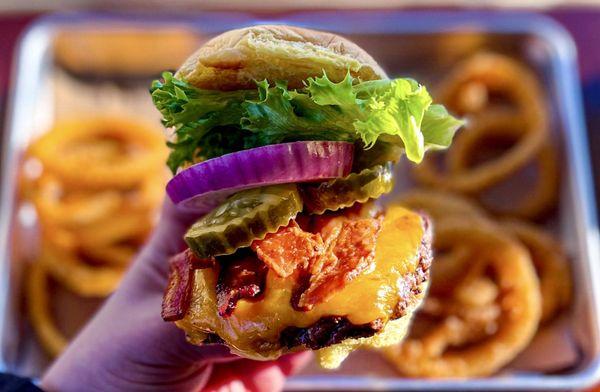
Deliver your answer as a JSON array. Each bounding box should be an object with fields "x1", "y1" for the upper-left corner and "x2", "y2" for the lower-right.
[{"x1": 0, "y1": 18, "x2": 53, "y2": 374}]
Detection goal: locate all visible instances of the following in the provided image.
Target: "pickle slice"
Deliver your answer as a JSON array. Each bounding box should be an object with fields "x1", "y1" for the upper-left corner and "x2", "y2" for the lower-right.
[
  {"x1": 302, "y1": 163, "x2": 394, "y2": 214},
  {"x1": 185, "y1": 184, "x2": 302, "y2": 258},
  {"x1": 353, "y1": 139, "x2": 403, "y2": 171}
]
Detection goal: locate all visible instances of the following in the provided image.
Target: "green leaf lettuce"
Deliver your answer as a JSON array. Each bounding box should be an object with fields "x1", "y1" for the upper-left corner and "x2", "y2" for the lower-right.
[{"x1": 151, "y1": 71, "x2": 463, "y2": 173}]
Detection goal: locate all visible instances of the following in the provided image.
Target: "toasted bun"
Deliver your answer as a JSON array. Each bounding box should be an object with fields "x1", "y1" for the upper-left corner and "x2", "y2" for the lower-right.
[{"x1": 176, "y1": 25, "x2": 387, "y2": 90}]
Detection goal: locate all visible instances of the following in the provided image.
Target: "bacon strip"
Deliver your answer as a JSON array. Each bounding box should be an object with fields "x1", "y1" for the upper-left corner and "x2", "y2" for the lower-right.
[
  {"x1": 161, "y1": 249, "x2": 215, "y2": 322},
  {"x1": 216, "y1": 254, "x2": 268, "y2": 318},
  {"x1": 294, "y1": 216, "x2": 383, "y2": 311},
  {"x1": 251, "y1": 221, "x2": 324, "y2": 278}
]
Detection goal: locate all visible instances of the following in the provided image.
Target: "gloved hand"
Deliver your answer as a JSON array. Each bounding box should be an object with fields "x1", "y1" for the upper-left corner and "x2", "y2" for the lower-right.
[{"x1": 41, "y1": 201, "x2": 311, "y2": 392}]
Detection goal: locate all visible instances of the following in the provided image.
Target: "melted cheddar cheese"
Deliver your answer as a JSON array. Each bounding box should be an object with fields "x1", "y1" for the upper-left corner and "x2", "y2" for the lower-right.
[{"x1": 177, "y1": 206, "x2": 425, "y2": 359}]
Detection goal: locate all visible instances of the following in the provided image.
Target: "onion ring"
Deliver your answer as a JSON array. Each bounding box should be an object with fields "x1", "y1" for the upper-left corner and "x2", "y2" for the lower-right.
[
  {"x1": 447, "y1": 118, "x2": 558, "y2": 219},
  {"x1": 384, "y1": 217, "x2": 541, "y2": 378},
  {"x1": 80, "y1": 244, "x2": 137, "y2": 267},
  {"x1": 135, "y1": 174, "x2": 166, "y2": 211},
  {"x1": 413, "y1": 111, "x2": 546, "y2": 193},
  {"x1": 22, "y1": 115, "x2": 168, "y2": 357},
  {"x1": 32, "y1": 175, "x2": 123, "y2": 227},
  {"x1": 76, "y1": 211, "x2": 153, "y2": 247},
  {"x1": 29, "y1": 117, "x2": 166, "y2": 189},
  {"x1": 39, "y1": 244, "x2": 124, "y2": 297},
  {"x1": 501, "y1": 219, "x2": 571, "y2": 323},
  {"x1": 446, "y1": 80, "x2": 488, "y2": 114},
  {"x1": 435, "y1": 52, "x2": 547, "y2": 128},
  {"x1": 396, "y1": 189, "x2": 488, "y2": 296},
  {"x1": 423, "y1": 293, "x2": 501, "y2": 327},
  {"x1": 40, "y1": 222, "x2": 78, "y2": 252},
  {"x1": 27, "y1": 262, "x2": 68, "y2": 357},
  {"x1": 427, "y1": 246, "x2": 474, "y2": 297},
  {"x1": 396, "y1": 188, "x2": 486, "y2": 221},
  {"x1": 399, "y1": 189, "x2": 568, "y2": 322},
  {"x1": 413, "y1": 53, "x2": 549, "y2": 193}
]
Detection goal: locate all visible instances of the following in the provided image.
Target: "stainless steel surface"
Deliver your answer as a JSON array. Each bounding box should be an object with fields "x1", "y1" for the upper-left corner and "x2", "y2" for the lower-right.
[{"x1": 0, "y1": 11, "x2": 598, "y2": 390}]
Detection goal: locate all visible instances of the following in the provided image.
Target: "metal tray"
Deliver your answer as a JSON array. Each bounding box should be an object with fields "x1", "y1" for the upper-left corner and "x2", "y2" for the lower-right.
[{"x1": 1, "y1": 10, "x2": 598, "y2": 391}]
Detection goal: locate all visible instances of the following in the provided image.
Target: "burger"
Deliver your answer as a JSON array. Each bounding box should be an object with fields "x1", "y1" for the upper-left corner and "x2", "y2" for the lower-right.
[{"x1": 150, "y1": 25, "x2": 462, "y2": 368}]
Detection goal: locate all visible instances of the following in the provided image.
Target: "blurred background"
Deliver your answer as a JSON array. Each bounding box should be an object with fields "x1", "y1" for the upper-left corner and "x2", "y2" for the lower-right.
[
  {"x1": 0, "y1": 1, "x2": 599, "y2": 206},
  {"x1": 1, "y1": 1, "x2": 600, "y2": 390}
]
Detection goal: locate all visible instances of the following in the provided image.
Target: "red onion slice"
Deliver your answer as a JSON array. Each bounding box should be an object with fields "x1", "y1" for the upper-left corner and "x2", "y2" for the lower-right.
[{"x1": 166, "y1": 141, "x2": 354, "y2": 213}]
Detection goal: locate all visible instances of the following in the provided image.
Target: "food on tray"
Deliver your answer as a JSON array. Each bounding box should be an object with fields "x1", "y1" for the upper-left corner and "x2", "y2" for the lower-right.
[
  {"x1": 19, "y1": 23, "x2": 570, "y2": 380},
  {"x1": 385, "y1": 190, "x2": 570, "y2": 377},
  {"x1": 54, "y1": 29, "x2": 201, "y2": 75},
  {"x1": 384, "y1": 212, "x2": 541, "y2": 378},
  {"x1": 413, "y1": 53, "x2": 558, "y2": 220},
  {"x1": 29, "y1": 117, "x2": 165, "y2": 189},
  {"x1": 383, "y1": 52, "x2": 571, "y2": 378},
  {"x1": 150, "y1": 25, "x2": 462, "y2": 368},
  {"x1": 444, "y1": 114, "x2": 558, "y2": 219},
  {"x1": 22, "y1": 116, "x2": 168, "y2": 356}
]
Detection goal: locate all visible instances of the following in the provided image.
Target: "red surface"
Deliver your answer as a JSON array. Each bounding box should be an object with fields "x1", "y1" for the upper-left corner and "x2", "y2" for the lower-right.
[
  {"x1": 549, "y1": 9, "x2": 600, "y2": 82},
  {"x1": 0, "y1": 14, "x2": 35, "y2": 96}
]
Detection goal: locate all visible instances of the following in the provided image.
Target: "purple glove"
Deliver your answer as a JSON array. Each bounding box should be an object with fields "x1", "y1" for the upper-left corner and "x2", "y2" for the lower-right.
[{"x1": 41, "y1": 201, "x2": 311, "y2": 392}]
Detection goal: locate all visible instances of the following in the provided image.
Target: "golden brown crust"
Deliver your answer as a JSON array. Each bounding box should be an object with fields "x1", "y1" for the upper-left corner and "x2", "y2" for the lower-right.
[{"x1": 176, "y1": 25, "x2": 386, "y2": 90}]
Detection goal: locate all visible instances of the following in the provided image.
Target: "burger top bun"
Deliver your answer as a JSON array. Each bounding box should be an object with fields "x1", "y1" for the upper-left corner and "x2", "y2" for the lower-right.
[{"x1": 175, "y1": 25, "x2": 387, "y2": 90}]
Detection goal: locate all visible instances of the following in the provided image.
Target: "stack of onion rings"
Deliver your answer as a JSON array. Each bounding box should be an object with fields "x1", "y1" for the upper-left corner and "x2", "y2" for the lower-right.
[
  {"x1": 22, "y1": 116, "x2": 167, "y2": 357},
  {"x1": 384, "y1": 217, "x2": 542, "y2": 378},
  {"x1": 394, "y1": 54, "x2": 569, "y2": 378},
  {"x1": 383, "y1": 189, "x2": 571, "y2": 377},
  {"x1": 403, "y1": 57, "x2": 567, "y2": 379},
  {"x1": 412, "y1": 53, "x2": 558, "y2": 220}
]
